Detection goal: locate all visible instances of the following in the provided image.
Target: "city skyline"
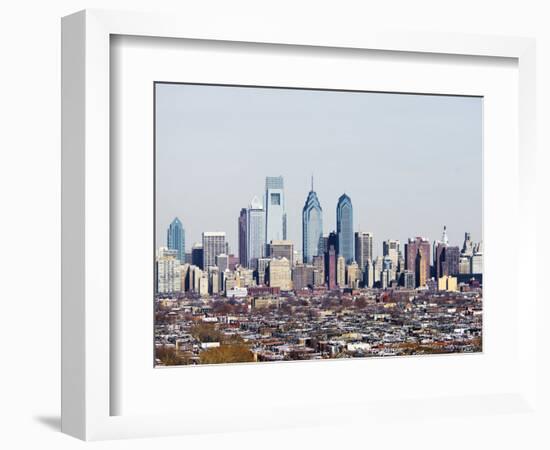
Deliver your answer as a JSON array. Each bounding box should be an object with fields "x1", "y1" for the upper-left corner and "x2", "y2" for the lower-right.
[
  {"x1": 156, "y1": 203, "x2": 482, "y2": 296},
  {"x1": 156, "y1": 178, "x2": 483, "y2": 298},
  {"x1": 159, "y1": 194, "x2": 480, "y2": 266},
  {"x1": 155, "y1": 84, "x2": 482, "y2": 255},
  {"x1": 157, "y1": 174, "x2": 483, "y2": 259},
  {"x1": 154, "y1": 83, "x2": 483, "y2": 366}
]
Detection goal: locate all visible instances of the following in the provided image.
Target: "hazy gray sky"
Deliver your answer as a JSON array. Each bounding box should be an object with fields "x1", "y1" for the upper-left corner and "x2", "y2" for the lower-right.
[{"x1": 155, "y1": 83, "x2": 482, "y2": 257}]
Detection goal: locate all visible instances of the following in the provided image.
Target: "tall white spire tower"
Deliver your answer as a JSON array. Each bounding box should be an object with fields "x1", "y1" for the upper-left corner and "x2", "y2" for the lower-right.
[{"x1": 442, "y1": 225, "x2": 449, "y2": 245}]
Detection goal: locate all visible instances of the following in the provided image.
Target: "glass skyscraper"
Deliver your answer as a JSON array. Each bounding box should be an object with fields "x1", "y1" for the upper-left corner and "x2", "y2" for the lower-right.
[
  {"x1": 265, "y1": 176, "x2": 287, "y2": 245},
  {"x1": 167, "y1": 217, "x2": 185, "y2": 262},
  {"x1": 302, "y1": 178, "x2": 323, "y2": 264},
  {"x1": 336, "y1": 194, "x2": 354, "y2": 263},
  {"x1": 247, "y1": 196, "x2": 266, "y2": 269},
  {"x1": 355, "y1": 231, "x2": 373, "y2": 271},
  {"x1": 238, "y1": 208, "x2": 248, "y2": 267}
]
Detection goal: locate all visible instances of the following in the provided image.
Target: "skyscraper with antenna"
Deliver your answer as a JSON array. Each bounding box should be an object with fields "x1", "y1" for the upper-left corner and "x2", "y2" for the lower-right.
[{"x1": 302, "y1": 176, "x2": 323, "y2": 264}]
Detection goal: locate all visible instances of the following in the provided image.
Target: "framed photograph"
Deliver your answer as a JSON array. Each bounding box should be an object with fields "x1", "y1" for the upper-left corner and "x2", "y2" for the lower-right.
[{"x1": 62, "y1": 9, "x2": 538, "y2": 441}]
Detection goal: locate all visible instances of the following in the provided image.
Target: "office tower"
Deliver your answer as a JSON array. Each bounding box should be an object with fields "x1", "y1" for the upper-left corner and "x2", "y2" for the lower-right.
[
  {"x1": 444, "y1": 246, "x2": 460, "y2": 276},
  {"x1": 304, "y1": 264, "x2": 315, "y2": 288},
  {"x1": 202, "y1": 232, "x2": 226, "y2": 270},
  {"x1": 167, "y1": 217, "x2": 185, "y2": 262},
  {"x1": 186, "y1": 265, "x2": 196, "y2": 292},
  {"x1": 191, "y1": 243, "x2": 204, "y2": 269},
  {"x1": 156, "y1": 247, "x2": 182, "y2": 293},
  {"x1": 459, "y1": 256, "x2": 471, "y2": 274},
  {"x1": 347, "y1": 261, "x2": 360, "y2": 288},
  {"x1": 415, "y1": 248, "x2": 427, "y2": 287},
  {"x1": 397, "y1": 252, "x2": 405, "y2": 273},
  {"x1": 193, "y1": 266, "x2": 203, "y2": 292},
  {"x1": 179, "y1": 263, "x2": 190, "y2": 292},
  {"x1": 471, "y1": 252, "x2": 483, "y2": 274},
  {"x1": 327, "y1": 245, "x2": 337, "y2": 290},
  {"x1": 313, "y1": 269, "x2": 324, "y2": 287},
  {"x1": 373, "y1": 256, "x2": 384, "y2": 285},
  {"x1": 318, "y1": 235, "x2": 329, "y2": 255},
  {"x1": 435, "y1": 244, "x2": 460, "y2": 277},
  {"x1": 268, "y1": 240, "x2": 294, "y2": 263},
  {"x1": 445, "y1": 246, "x2": 460, "y2": 276},
  {"x1": 403, "y1": 270, "x2": 415, "y2": 289},
  {"x1": 383, "y1": 240, "x2": 400, "y2": 271},
  {"x1": 219, "y1": 268, "x2": 228, "y2": 293},
  {"x1": 381, "y1": 269, "x2": 391, "y2": 289},
  {"x1": 265, "y1": 176, "x2": 287, "y2": 244},
  {"x1": 434, "y1": 226, "x2": 460, "y2": 279},
  {"x1": 216, "y1": 254, "x2": 229, "y2": 273},
  {"x1": 364, "y1": 259, "x2": 375, "y2": 288},
  {"x1": 293, "y1": 250, "x2": 303, "y2": 266},
  {"x1": 292, "y1": 264, "x2": 314, "y2": 291},
  {"x1": 198, "y1": 273, "x2": 209, "y2": 297},
  {"x1": 405, "y1": 237, "x2": 430, "y2": 285},
  {"x1": 327, "y1": 231, "x2": 338, "y2": 255},
  {"x1": 355, "y1": 232, "x2": 374, "y2": 272},
  {"x1": 256, "y1": 257, "x2": 271, "y2": 286},
  {"x1": 302, "y1": 177, "x2": 323, "y2": 263},
  {"x1": 247, "y1": 196, "x2": 266, "y2": 269},
  {"x1": 235, "y1": 266, "x2": 255, "y2": 287},
  {"x1": 382, "y1": 254, "x2": 396, "y2": 281},
  {"x1": 337, "y1": 255, "x2": 346, "y2": 287},
  {"x1": 461, "y1": 232, "x2": 474, "y2": 256},
  {"x1": 268, "y1": 257, "x2": 292, "y2": 291},
  {"x1": 223, "y1": 270, "x2": 237, "y2": 293},
  {"x1": 336, "y1": 193, "x2": 354, "y2": 263},
  {"x1": 208, "y1": 266, "x2": 220, "y2": 294},
  {"x1": 157, "y1": 247, "x2": 177, "y2": 259},
  {"x1": 238, "y1": 208, "x2": 248, "y2": 267},
  {"x1": 434, "y1": 237, "x2": 446, "y2": 278},
  {"x1": 312, "y1": 254, "x2": 325, "y2": 286}
]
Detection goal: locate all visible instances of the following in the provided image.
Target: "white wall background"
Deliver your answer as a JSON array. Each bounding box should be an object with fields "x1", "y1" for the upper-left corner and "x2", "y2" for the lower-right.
[{"x1": 0, "y1": 1, "x2": 548, "y2": 449}]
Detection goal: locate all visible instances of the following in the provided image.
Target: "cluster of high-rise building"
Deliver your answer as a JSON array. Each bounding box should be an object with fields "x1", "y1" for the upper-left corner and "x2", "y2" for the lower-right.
[{"x1": 156, "y1": 176, "x2": 482, "y2": 297}]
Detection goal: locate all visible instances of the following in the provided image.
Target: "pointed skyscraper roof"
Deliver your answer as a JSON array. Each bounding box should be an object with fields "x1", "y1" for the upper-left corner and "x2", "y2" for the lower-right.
[{"x1": 302, "y1": 178, "x2": 323, "y2": 264}]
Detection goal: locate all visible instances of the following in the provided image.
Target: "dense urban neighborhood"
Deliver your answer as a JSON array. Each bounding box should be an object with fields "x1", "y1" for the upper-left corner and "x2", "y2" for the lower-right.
[
  {"x1": 155, "y1": 286, "x2": 482, "y2": 366},
  {"x1": 155, "y1": 176, "x2": 482, "y2": 366}
]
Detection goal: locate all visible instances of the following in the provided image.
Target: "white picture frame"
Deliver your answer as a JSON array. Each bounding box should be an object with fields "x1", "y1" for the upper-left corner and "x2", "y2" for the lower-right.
[{"x1": 61, "y1": 9, "x2": 538, "y2": 441}]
